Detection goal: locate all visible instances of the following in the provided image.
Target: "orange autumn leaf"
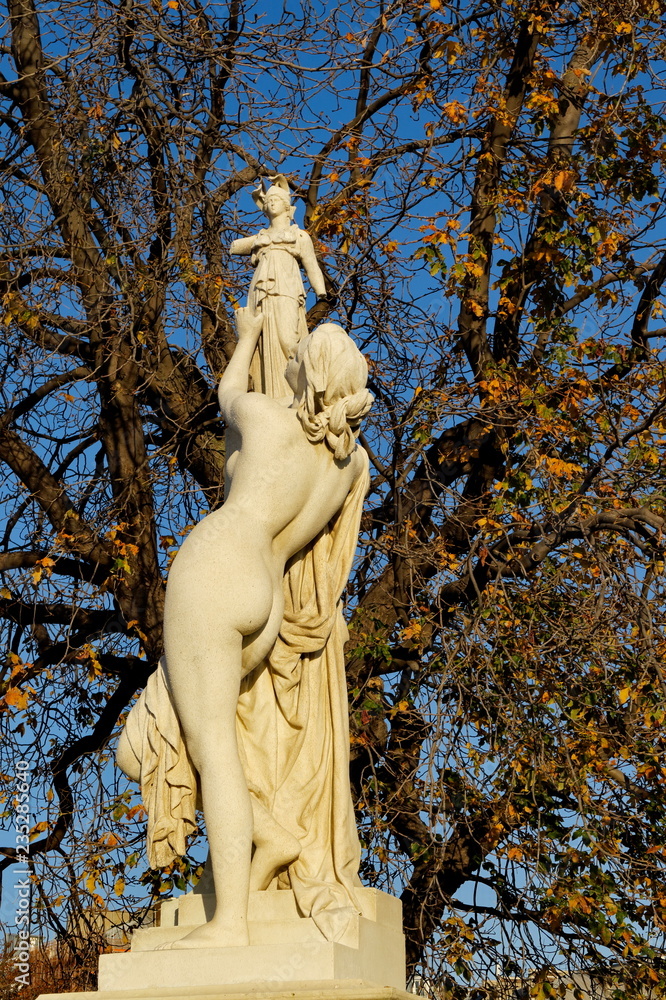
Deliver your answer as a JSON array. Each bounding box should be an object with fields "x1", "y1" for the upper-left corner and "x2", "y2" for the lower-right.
[
  {"x1": 553, "y1": 170, "x2": 575, "y2": 192},
  {"x1": 3, "y1": 687, "x2": 30, "y2": 709},
  {"x1": 442, "y1": 101, "x2": 467, "y2": 123}
]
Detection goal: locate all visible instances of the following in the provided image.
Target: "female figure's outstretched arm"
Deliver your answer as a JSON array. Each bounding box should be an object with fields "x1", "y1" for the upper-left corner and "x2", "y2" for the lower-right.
[{"x1": 218, "y1": 307, "x2": 264, "y2": 419}]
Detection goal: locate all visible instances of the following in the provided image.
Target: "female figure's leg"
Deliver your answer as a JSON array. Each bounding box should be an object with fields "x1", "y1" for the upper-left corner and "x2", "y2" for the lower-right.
[
  {"x1": 239, "y1": 575, "x2": 302, "y2": 890},
  {"x1": 250, "y1": 797, "x2": 300, "y2": 891},
  {"x1": 161, "y1": 527, "x2": 274, "y2": 948},
  {"x1": 164, "y1": 626, "x2": 252, "y2": 948},
  {"x1": 254, "y1": 293, "x2": 302, "y2": 397}
]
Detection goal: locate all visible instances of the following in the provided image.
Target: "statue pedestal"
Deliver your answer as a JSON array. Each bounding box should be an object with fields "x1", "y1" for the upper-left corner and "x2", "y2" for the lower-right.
[
  {"x1": 37, "y1": 888, "x2": 411, "y2": 1000},
  {"x1": 39, "y1": 981, "x2": 412, "y2": 1000}
]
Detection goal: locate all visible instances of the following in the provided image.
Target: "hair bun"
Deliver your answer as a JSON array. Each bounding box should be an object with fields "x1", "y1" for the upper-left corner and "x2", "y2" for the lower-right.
[{"x1": 295, "y1": 327, "x2": 373, "y2": 459}]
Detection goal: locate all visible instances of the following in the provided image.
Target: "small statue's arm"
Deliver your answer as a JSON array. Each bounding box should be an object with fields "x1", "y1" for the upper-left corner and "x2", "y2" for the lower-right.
[
  {"x1": 297, "y1": 230, "x2": 327, "y2": 299},
  {"x1": 229, "y1": 235, "x2": 256, "y2": 256}
]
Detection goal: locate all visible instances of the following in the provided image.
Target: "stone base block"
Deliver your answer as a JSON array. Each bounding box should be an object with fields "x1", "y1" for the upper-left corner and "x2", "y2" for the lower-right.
[
  {"x1": 99, "y1": 931, "x2": 403, "y2": 993},
  {"x1": 98, "y1": 888, "x2": 405, "y2": 993},
  {"x1": 37, "y1": 977, "x2": 414, "y2": 1000},
  {"x1": 36, "y1": 888, "x2": 407, "y2": 1000}
]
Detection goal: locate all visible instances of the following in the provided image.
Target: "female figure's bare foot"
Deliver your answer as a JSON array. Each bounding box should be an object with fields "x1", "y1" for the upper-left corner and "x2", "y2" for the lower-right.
[
  {"x1": 157, "y1": 919, "x2": 249, "y2": 950},
  {"x1": 250, "y1": 827, "x2": 301, "y2": 891}
]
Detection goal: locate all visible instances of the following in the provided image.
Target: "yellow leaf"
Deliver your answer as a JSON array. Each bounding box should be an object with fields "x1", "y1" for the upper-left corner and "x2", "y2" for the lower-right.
[
  {"x1": 167, "y1": 0, "x2": 178, "y2": 6},
  {"x1": 553, "y1": 170, "x2": 573, "y2": 192},
  {"x1": 541, "y1": 455, "x2": 583, "y2": 479},
  {"x1": 0, "y1": 586, "x2": 11, "y2": 599},
  {"x1": 4, "y1": 687, "x2": 29, "y2": 709},
  {"x1": 616, "y1": 20, "x2": 632, "y2": 33},
  {"x1": 29, "y1": 821, "x2": 48, "y2": 841},
  {"x1": 31, "y1": 556, "x2": 56, "y2": 585},
  {"x1": 618, "y1": 686, "x2": 631, "y2": 705},
  {"x1": 442, "y1": 100, "x2": 467, "y2": 123},
  {"x1": 429, "y1": 0, "x2": 442, "y2": 8},
  {"x1": 569, "y1": 893, "x2": 592, "y2": 914},
  {"x1": 444, "y1": 40, "x2": 463, "y2": 64},
  {"x1": 114, "y1": 878, "x2": 125, "y2": 896},
  {"x1": 402, "y1": 620, "x2": 422, "y2": 641}
]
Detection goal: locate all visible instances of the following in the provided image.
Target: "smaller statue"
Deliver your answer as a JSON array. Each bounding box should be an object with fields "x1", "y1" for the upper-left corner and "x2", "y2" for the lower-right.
[{"x1": 229, "y1": 175, "x2": 327, "y2": 399}]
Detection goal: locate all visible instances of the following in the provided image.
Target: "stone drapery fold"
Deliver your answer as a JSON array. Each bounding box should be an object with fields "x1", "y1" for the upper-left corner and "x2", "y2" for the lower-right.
[
  {"x1": 247, "y1": 228, "x2": 308, "y2": 398},
  {"x1": 122, "y1": 659, "x2": 198, "y2": 870},
  {"x1": 237, "y1": 452, "x2": 369, "y2": 941}
]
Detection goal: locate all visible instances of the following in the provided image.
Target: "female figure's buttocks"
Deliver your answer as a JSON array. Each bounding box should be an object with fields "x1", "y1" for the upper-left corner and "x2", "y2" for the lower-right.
[{"x1": 163, "y1": 507, "x2": 276, "y2": 681}]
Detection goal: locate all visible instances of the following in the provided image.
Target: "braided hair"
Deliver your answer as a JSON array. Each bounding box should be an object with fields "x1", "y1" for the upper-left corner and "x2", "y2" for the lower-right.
[{"x1": 295, "y1": 324, "x2": 373, "y2": 460}]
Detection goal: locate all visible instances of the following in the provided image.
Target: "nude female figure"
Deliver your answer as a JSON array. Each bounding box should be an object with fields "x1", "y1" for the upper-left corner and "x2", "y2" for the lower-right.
[{"x1": 159, "y1": 306, "x2": 372, "y2": 949}]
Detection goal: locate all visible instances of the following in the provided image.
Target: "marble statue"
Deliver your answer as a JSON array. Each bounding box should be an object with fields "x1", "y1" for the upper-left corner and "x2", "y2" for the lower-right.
[
  {"x1": 229, "y1": 175, "x2": 327, "y2": 398},
  {"x1": 117, "y1": 299, "x2": 373, "y2": 949}
]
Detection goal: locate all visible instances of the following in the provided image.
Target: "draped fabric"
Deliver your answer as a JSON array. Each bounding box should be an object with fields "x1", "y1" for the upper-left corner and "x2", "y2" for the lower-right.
[
  {"x1": 247, "y1": 229, "x2": 308, "y2": 398},
  {"x1": 237, "y1": 454, "x2": 369, "y2": 942},
  {"x1": 121, "y1": 659, "x2": 198, "y2": 870},
  {"x1": 120, "y1": 453, "x2": 369, "y2": 942}
]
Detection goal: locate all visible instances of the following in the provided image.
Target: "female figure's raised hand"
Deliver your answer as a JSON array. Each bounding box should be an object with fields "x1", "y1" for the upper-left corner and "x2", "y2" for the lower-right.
[{"x1": 234, "y1": 305, "x2": 264, "y2": 344}]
